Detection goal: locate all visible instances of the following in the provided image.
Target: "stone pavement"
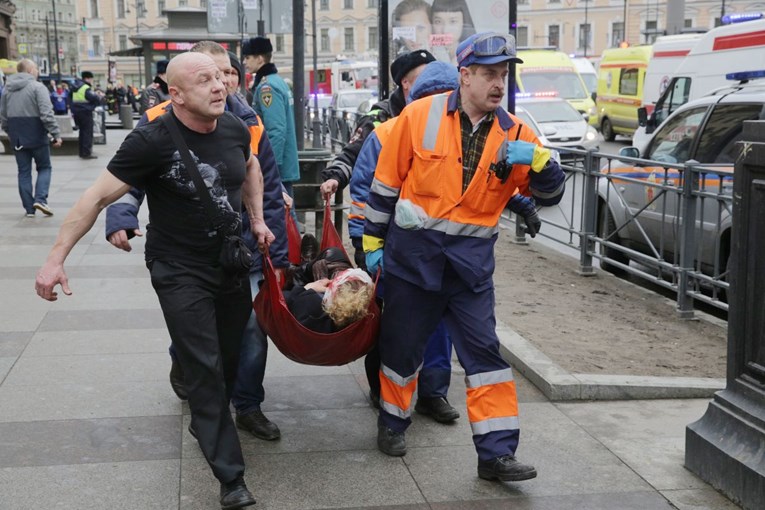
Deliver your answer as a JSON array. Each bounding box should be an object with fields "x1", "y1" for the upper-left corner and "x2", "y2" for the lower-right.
[{"x1": 0, "y1": 129, "x2": 743, "y2": 509}]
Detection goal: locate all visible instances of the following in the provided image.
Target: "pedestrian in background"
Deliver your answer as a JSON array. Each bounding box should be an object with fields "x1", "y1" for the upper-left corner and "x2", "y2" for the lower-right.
[
  {"x1": 50, "y1": 80, "x2": 69, "y2": 115},
  {"x1": 242, "y1": 37, "x2": 300, "y2": 202},
  {"x1": 0, "y1": 59, "x2": 62, "y2": 217},
  {"x1": 140, "y1": 59, "x2": 170, "y2": 114},
  {"x1": 71, "y1": 71, "x2": 101, "y2": 159}
]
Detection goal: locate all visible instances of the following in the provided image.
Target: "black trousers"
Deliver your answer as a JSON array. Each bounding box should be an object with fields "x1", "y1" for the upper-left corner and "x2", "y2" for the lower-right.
[
  {"x1": 148, "y1": 259, "x2": 252, "y2": 483},
  {"x1": 73, "y1": 108, "x2": 93, "y2": 157}
]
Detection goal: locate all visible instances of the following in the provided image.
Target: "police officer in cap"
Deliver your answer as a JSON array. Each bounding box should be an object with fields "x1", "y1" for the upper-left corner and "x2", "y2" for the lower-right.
[{"x1": 71, "y1": 71, "x2": 102, "y2": 159}]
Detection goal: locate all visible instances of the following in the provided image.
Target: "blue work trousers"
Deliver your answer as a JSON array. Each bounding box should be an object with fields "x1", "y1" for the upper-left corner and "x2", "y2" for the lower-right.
[
  {"x1": 14, "y1": 145, "x2": 52, "y2": 214},
  {"x1": 378, "y1": 266, "x2": 520, "y2": 461}
]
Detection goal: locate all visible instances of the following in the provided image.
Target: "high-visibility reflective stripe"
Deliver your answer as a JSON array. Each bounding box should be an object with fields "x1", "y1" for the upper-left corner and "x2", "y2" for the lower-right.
[
  {"x1": 424, "y1": 217, "x2": 499, "y2": 238},
  {"x1": 379, "y1": 364, "x2": 422, "y2": 419},
  {"x1": 422, "y1": 94, "x2": 448, "y2": 151},
  {"x1": 146, "y1": 101, "x2": 171, "y2": 122},
  {"x1": 381, "y1": 363, "x2": 421, "y2": 387},
  {"x1": 113, "y1": 193, "x2": 141, "y2": 208},
  {"x1": 465, "y1": 368, "x2": 514, "y2": 388},
  {"x1": 471, "y1": 416, "x2": 521, "y2": 436},
  {"x1": 365, "y1": 206, "x2": 390, "y2": 225},
  {"x1": 380, "y1": 400, "x2": 411, "y2": 419},
  {"x1": 349, "y1": 202, "x2": 366, "y2": 216},
  {"x1": 248, "y1": 125, "x2": 263, "y2": 155},
  {"x1": 531, "y1": 181, "x2": 565, "y2": 200},
  {"x1": 466, "y1": 380, "x2": 519, "y2": 422},
  {"x1": 370, "y1": 178, "x2": 400, "y2": 198}
]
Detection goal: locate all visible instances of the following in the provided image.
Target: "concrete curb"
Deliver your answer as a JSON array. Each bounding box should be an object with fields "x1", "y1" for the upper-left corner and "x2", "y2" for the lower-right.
[{"x1": 495, "y1": 320, "x2": 725, "y2": 401}]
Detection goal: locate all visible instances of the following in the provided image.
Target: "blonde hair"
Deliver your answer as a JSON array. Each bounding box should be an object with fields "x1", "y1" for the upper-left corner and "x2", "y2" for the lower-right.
[{"x1": 323, "y1": 276, "x2": 374, "y2": 329}]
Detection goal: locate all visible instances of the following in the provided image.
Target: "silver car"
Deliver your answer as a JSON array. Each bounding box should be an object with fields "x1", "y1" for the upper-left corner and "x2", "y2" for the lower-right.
[{"x1": 515, "y1": 97, "x2": 600, "y2": 154}]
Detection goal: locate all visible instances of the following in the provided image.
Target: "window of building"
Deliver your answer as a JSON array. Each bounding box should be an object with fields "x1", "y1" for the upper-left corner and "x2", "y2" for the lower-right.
[
  {"x1": 200, "y1": 0, "x2": 207, "y2": 8},
  {"x1": 548, "y1": 25, "x2": 559, "y2": 48},
  {"x1": 714, "y1": 17, "x2": 722, "y2": 27},
  {"x1": 90, "y1": 0, "x2": 99, "y2": 17},
  {"x1": 320, "y1": 0, "x2": 329, "y2": 10},
  {"x1": 367, "y1": 0, "x2": 377, "y2": 7},
  {"x1": 158, "y1": 1, "x2": 166, "y2": 16},
  {"x1": 321, "y1": 28, "x2": 330, "y2": 51},
  {"x1": 119, "y1": 35, "x2": 128, "y2": 51},
  {"x1": 516, "y1": 26, "x2": 528, "y2": 47},
  {"x1": 579, "y1": 23, "x2": 591, "y2": 51},
  {"x1": 611, "y1": 21, "x2": 624, "y2": 47},
  {"x1": 344, "y1": 0, "x2": 353, "y2": 9},
  {"x1": 368, "y1": 26, "x2": 378, "y2": 50},
  {"x1": 275, "y1": 34, "x2": 284, "y2": 52},
  {"x1": 93, "y1": 35, "x2": 101, "y2": 56},
  {"x1": 549, "y1": 0, "x2": 560, "y2": 4},
  {"x1": 645, "y1": 20, "x2": 658, "y2": 43},
  {"x1": 117, "y1": 0, "x2": 126, "y2": 18},
  {"x1": 684, "y1": 18, "x2": 693, "y2": 28},
  {"x1": 179, "y1": 0, "x2": 188, "y2": 7},
  {"x1": 344, "y1": 27, "x2": 354, "y2": 51}
]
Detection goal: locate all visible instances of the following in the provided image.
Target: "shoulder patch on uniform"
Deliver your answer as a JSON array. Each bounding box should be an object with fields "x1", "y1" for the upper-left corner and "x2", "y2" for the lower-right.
[
  {"x1": 260, "y1": 84, "x2": 272, "y2": 93},
  {"x1": 261, "y1": 90, "x2": 273, "y2": 108}
]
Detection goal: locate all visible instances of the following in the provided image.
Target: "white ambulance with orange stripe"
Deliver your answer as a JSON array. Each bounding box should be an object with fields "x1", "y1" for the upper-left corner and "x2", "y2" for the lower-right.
[
  {"x1": 596, "y1": 45, "x2": 651, "y2": 141},
  {"x1": 635, "y1": 17, "x2": 765, "y2": 149},
  {"x1": 642, "y1": 33, "x2": 703, "y2": 111}
]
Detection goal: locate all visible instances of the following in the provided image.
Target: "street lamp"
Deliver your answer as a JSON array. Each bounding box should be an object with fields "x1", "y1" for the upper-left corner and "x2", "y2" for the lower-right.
[
  {"x1": 51, "y1": 0, "x2": 62, "y2": 77},
  {"x1": 126, "y1": 1, "x2": 143, "y2": 87},
  {"x1": 583, "y1": 0, "x2": 589, "y2": 57}
]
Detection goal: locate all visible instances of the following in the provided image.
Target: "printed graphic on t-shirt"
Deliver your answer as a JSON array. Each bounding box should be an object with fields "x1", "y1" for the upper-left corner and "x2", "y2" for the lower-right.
[{"x1": 161, "y1": 149, "x2": 242, "y2": 234}]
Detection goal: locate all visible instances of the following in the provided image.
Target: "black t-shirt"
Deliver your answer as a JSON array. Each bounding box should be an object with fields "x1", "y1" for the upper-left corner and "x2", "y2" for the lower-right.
[{"x1": 107, "y1": 111, "x2": 251, "y2": 264}]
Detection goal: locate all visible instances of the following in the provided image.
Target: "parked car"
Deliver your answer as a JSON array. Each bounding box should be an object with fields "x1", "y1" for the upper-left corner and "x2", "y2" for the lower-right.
[
  {"x1": 307, "y1": 93, "x2": 332, "y2": 122},
  {"x1": 597, "y1": 75, "x2": 765, "y2": 281},
  {"x1": 330, "y1": 89, "x2": 376, "y2": 115},
  {"x1": 515, "y1": 95, "x2": 600, "y2": 155}
]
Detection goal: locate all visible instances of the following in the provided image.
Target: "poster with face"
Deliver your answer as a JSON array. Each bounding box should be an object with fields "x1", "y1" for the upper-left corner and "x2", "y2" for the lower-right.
[{"x1": 389, "y1": 0, "x2": 509, "y2": 65}]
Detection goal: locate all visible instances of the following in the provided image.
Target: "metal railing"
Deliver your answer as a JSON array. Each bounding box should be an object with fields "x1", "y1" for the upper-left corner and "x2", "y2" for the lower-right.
[
  {"x1": 504, "y1": 148, "x2": 732, "y2": 317},
  {"x1": 301, "y1": 108, "x2": 731, "y2": 318}
]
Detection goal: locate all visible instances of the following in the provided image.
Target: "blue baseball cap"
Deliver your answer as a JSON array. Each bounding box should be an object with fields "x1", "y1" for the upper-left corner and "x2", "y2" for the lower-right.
[{"x1": 456, "y1": 32, "x2": 523, "y2": 68}]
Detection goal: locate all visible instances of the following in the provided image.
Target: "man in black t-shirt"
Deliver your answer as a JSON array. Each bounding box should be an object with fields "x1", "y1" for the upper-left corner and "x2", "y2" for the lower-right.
[{"x1": 34, "y1": 52, "x2": 271, "y2": 510}]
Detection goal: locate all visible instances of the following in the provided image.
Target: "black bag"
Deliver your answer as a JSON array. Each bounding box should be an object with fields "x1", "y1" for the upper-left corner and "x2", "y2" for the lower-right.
[{"x1": 161, "y1": 114, "x2": 253, "y2": 275}]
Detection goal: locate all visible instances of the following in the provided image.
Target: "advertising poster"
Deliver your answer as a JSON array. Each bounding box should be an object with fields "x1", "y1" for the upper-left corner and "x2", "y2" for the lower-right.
[
  {"x1": 388, "y1": 0, "x2": 509, "y2": 65},
  {"x1": 207, "y1": 0, "x2": 292, "y2": 36}
]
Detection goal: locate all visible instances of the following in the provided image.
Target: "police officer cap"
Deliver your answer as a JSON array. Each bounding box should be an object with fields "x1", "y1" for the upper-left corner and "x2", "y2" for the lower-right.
[
  {"x1": 81, "y1": 71, "x2": 94, "y2": 79},
  {"x1": 156, "y1": 59, "x2": 170, "y2": 75},
  {"x1": 391, "y1": 50, "x2": 436, "y2": 87},
  {"x1": 242, "y1": 36, "x2": 273, "y2": 56}
]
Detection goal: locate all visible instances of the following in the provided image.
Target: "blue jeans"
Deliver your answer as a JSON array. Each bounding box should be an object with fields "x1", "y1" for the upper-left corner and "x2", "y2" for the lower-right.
[
  {"x1": 231, "y1": 271, "x2": 268, "y2": 416},
  {"x1": 14, "y1": 145, "x2": 52, "y2": 213}
]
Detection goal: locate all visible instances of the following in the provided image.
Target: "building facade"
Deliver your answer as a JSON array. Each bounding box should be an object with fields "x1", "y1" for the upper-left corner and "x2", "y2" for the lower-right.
[{"x1": 11, "y1": 0, "x2": 78, "y2": 76}]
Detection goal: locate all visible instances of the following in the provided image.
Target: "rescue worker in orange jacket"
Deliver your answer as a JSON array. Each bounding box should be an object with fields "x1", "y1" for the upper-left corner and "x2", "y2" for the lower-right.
[{"x1": 363, "y1": 32, "x2": 565, "y2": 482}]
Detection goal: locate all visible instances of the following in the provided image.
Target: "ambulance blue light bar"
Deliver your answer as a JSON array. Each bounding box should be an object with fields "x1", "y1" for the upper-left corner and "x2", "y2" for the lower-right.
[
  {"x1": 516, "y1": 91, "x2": 559, "y2": 98},
  {"x1": 725, "y1": 70, "x2": 765, "y2": 81},
  {"x1": 722, "y1": 12, "x2": 764, "y2": 24}
]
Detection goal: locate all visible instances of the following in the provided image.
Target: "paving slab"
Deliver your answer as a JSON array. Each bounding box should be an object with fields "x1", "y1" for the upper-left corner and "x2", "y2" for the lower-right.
[
  {"x1": 660, "y1": 488, "x2": 745, "y2": 510},
  {"x1": 36, "y1": 308, "x2": 166, "y2": 331},
  {"x1": 0, "y1": 415, "x2": 181, "y2": 468},
  {"x1": 0, "y1": 459, "x2": 180, "y2": 510},
  {"x1": 0, "y1": 331, "x2": 32, "y2": 357},
  {"x1": 261, "y1": 374, "x2": 372, "y2": 412},
  {"x1": 24, "y1": 329, "x2": 168, "y2": 356}
]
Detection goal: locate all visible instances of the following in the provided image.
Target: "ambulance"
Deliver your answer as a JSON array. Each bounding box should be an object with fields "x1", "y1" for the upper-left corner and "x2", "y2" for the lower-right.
[
  {"x1": 642, "y1": 33, "x2": 703, "y2": 110},
  {"x1": 634, "y1": 16, "x2": 765, "y2": 148},
  {"x1": 516, "y1": 49, "x2": 598, "y2": 126},
  {"x1": 596, "y1": 45, "x2": 651, "y2": 140}
]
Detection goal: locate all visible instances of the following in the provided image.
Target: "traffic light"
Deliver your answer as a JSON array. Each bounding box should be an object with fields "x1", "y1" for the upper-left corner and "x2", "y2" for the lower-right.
[{"x1": 81, "y1": 17, "x2": 87, "y2": 31}]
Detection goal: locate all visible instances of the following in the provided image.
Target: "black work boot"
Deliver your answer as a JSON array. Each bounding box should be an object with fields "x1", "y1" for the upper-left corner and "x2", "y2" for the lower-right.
[
  {"x1": 169, "y1": 358, "x2": 188, "y2": 401},
  {"x1": 377, "y1": 424, "x2": 407, "y2": 457},
  {"x1": 236, "y1": 410, "x2": 281, "y2": 441},
  {"x1": 219, "y1": 476, "x2": 256, "y2": 509},
  {"x1": 477, "y1": 454, "x2": 537, "y2": 482},
  {"x1": 415, "y1": 396, "x2": 460, "y2": 423}
]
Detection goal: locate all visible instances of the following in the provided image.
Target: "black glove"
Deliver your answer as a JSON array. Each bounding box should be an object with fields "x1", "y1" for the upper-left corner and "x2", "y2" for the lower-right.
[{"x1": 508, "y1": 194, "x2": 542, "y2": 238}]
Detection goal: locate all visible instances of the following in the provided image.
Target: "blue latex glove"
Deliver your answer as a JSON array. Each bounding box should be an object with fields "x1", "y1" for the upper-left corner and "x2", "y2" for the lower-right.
[
  {"x1": 366, "y1": 249, "x2": 384, "y2": 274},
  {"x1": 507, "y1": 194, "x2": 541, "y2": 238},
  {"x1": 505, "y1": 140, "x2": 537, "y2": 166}
]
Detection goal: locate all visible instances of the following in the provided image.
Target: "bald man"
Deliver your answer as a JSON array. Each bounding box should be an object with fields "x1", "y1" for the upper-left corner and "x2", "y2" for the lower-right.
[{"x1": 34, "y1": 52, "x2": 270, "y2": 509}]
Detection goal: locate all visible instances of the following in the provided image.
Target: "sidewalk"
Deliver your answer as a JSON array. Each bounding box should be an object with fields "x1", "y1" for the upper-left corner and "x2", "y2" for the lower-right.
[{"x1": 0, "y1": 130, "x2": 742, "y2": 510}]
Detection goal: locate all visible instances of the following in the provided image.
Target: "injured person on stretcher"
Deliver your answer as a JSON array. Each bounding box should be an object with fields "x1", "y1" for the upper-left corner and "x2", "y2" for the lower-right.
[{"x1": 284, "y1": 236, "x2": 375, "y2": 333}]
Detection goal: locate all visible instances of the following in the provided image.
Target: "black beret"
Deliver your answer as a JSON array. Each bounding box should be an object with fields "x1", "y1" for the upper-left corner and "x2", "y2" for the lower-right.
[
  {"x1": 242, "y1": 37, "x2": 273, "y2": 56},
  {"x1": 81, "y1": 71, "x2": 94, "y2": 79},
  {"x1": 390, "y1": 50, "x2": 436, "y2": 86},
  {"x1": 156, "y1": 59, "x2": 170, "y2": 74}
]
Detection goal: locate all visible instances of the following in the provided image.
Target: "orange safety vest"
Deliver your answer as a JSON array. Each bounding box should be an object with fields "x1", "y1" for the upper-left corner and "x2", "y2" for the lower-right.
[{"x1": 144, "y1": 100, "x2": 264, "y2": 156}]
